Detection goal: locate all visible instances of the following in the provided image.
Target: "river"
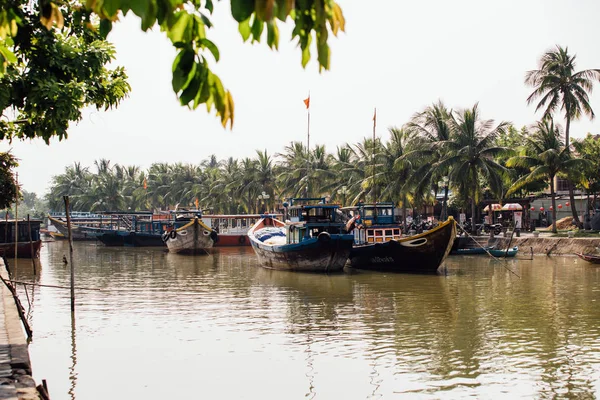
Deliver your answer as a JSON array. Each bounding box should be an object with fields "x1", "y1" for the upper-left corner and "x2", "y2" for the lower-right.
[{"x1": 9, "y1": 241, "x2": 600, "y2": 399}]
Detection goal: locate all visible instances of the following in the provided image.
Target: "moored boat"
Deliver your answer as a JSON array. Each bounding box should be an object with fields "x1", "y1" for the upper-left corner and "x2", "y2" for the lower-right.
[
  {"x1": 248, "y1": 199, "x2": 354, "y2": 272},
  {"x1": 576, "y1": 252, "x2": 600, "y2": 264},
  {"x1": 96, "y1": 212, "x2": 172, "y2": 247},
  {"x1": 163, "y1": 216, "x2": 217, "y2": 254},
  {"x1": 488, "y1": 246, "x2": 519, "y2": 258},
  {"x1": 0, "y1": 219, "x2": 43, "y2": 258},
  {"x1": 451, "y1": 246, "x2": 493, "y2": 255},
  {"x1": 200, "y1": 214, "x2": 281, "y2": 246},
  {"x1": 344, "y1": 203, "x2": 457, "y2": 274}
]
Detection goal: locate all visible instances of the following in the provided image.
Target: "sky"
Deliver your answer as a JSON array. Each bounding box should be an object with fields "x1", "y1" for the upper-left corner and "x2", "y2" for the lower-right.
[{"x1": 2, "y1": 0, "x2": 600, "y2": 196}]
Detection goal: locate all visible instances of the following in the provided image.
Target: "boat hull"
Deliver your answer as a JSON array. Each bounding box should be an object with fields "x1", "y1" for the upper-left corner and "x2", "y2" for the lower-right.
[
  {"x1": 248, "y1": 217, "x2": 354, "y2": 272},
  {"x1": 577, "y1": 253, "x2": 600, "y2": 264},
  {"x1": 251, "y1": 236, "x2": 353, "y2": 272},
  {"x1": 213, "y1": 234, "x2": 251, "y2": 247},
  {"x1": 0, "y1": 241, "x2": 42, "y2": 258},
  {"x1": 164, "y1": 218, "x2": 215, "y2": 254},
  {"x1": 97, "y1": 232, "x2": 165, "y2": 247},
  {"x1": 489, "y1": 247, "x2": 518, "y2": 258},
  {"x1": 349, "y1": 217, "x2": 457, "y2": 274}
]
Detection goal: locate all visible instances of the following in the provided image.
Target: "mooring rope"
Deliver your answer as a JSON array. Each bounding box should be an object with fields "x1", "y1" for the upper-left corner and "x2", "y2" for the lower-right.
[{"x1": 457, "y1": 224, "x2": 521, "y2": 278}]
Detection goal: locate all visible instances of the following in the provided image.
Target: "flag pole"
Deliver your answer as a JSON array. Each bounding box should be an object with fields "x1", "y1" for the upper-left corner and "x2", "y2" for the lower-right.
[
  {"x1": 304, "y1": 92, "x2": 311, "y2": 197},
  {"x1": 372, "y1": 108, "x2": 377, "y2": 204}
]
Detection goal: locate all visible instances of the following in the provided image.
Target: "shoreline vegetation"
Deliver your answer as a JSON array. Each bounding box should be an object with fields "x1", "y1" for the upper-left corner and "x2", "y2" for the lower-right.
[{"x1": 3, "y1": 48, "x2": 600, "y2": 238}]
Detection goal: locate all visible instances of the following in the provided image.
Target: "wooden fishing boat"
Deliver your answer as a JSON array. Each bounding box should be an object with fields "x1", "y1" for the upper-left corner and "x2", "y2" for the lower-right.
[
  {"x1": 96, "y1": 212, "x2": 172, "y2": 247},
  {"x1": 248, "y1": 198, "x2": 354, "y2": 272},
  {"x1": 489, "y1": 246, "x2": 519, "y2": 258},
  {"x1": 575, "y1": 253, "x2": 600, "y2": 264},
  {"x1": 0, "y1": 219, "x2": 42, "y2": 258},
  {"x1": 344, "y1": 203, "x2": 457, "y2": 274},
  {"x1": 199, "y1": 214, "x2": 281, "y2": 246},
  {"x1": 47, "y1": 213, "x2": 110, "y2": 240},
  {"x1": 163, "y1": 216, "x2": 217, "y2": 254}
]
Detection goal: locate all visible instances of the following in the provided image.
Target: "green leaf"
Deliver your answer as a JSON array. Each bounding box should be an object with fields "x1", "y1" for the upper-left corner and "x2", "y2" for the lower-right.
[
  {"x1": 141, "y1": 0, "x2": 157, "y2": 31},
  {"x1": 172, "y1": 49, "x2": 196, "y2": 92},
  {"x1": 266, "y1": 21, "x2": 278, "y2": 49},
  {"x1": 238, "y1": 18, "x2": 251, "y2": 41},
  {"x1": 103, "y1": 0, "x2": 120, "y2": 18},
  {"x1": 250, "y1": 16, "x2": 264, "y2": 41},
  {"x1": 179, "y1": 63, "x2": 202, "y2": 106},
  {"x1": 167, "y1": 12, "x2": 191, "y2": 44},
  {"x1": 205, "y1": 0, "x2": 214, "y2": 13},
  {"x1": 0, "y1": 45, "x2": 17, "y2": 64},
  {"x1": 199, "y1": 38, "x2": 219, "y2": 62},
  {"x1": 231, "y1": 0, "x2": 254, "y2": 22},
  {"x1": 99, "y1": 19, "x2": 112, "y2": 38},
  {"x1": 129, "y1": 0, "x2": 149, "y2": 19}
]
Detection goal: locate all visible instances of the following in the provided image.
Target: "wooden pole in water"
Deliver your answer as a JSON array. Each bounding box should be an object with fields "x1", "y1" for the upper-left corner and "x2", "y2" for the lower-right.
[
  {"x1": 63, "y1": 196, "x2": 75, "y2": 312},
  {"x1": 4, "y1": 211, "x2": 7, "y2": 244},
  {"x1": 27, "y1": 215, "x2": 36, "y2": 274},
  {"x1": 14, "y1": 172, "x2": 18, "y2": 261}
]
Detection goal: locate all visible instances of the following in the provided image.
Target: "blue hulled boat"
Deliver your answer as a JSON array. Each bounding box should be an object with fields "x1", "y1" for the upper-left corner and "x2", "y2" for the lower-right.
[{"x1": 247, "y1": 198, "x2": 354, "y2": 272}]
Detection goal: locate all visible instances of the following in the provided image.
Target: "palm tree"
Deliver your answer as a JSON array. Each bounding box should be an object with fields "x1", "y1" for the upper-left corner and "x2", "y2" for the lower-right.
[
  {"x1": 406, "y1": 100, "x2": 452, "y2": 220},
  {"x1": 380, "y1": 127, "x2": 418, "y2": 230},
  {"x1": 525, "y1": 45, "x2": 600, "y2": 226},
  {"x1": 437, "y1": 104, "x2": 510, "y2": 234},
  {"x1": 506, "y1": 119, "x2": 590, "y2": 233}
]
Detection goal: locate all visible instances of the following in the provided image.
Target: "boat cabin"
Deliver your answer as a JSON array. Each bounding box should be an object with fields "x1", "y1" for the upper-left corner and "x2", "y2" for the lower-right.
[
  {"x1": 0, "y1": 219, "x2": 42, "y2": 243},
  {"x1": 201, "y1": 214, "x2": 272, "y2": 235},
  {"x1": 284, "y1": 198, "x2": 346, "y2": 244},
  {"x1": 342, "y1": 203, "x2": 402, "y2": 245}
]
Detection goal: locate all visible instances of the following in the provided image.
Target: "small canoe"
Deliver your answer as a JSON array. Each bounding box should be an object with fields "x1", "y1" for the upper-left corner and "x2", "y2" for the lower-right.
[
  {"x1": 451, "y1": 246, "x2": 493, "y2": 255},
  {"x1": 489, "y1": 246, "x2": 518, "y2": 258},
  {"x1": 576, "y1": 253, "x2": 600, "y2": 264}
]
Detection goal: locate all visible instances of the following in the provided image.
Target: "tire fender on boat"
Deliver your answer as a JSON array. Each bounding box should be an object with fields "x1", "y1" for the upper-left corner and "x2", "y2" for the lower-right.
[
  {"x1": 318, "y1": 232, "x2": 331, "y2": 242},
  {"x1": 238, "y1": 235, "x2": 246, "y2": 245},
  {"x1": 170, "y1": 230, "x2": 177, "y2": 239},
  {"x1": 210, "y1": 231, "x2": 218, "y2": 242}
]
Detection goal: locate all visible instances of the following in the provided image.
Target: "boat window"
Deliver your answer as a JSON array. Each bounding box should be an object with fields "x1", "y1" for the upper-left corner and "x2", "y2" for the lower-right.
[
  {"x1": 385, "y1": 230, "x2": 393, "y2": 236},
  {"x1": 367, "y1": 229, "x2": 374, "y2": 237},
  {"x1": 393, "y1": 229, "x2": 400, "y2": 235},
  {"x1": 241, "y1": 219, "x2": 247, "y2": 228},
  {"x1": 375, "y1": 230, "x2": 383, "y2": 236},
  {"x1": 231, "y1": 218, "x2": 237, "y2": 228},
  {"x1": 364, "y1": 209, "x2": 374, "y2": 217}
]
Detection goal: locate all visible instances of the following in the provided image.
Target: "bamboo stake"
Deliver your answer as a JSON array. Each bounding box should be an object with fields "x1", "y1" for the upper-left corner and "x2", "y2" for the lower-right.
[
  {"x1": 3, "y1": 211, "x2": 7, "y2": 244},
  {"x1": 27, "y1": 215, "x2": 36, "y2": 274},
  {"x1": 63, "y1": 196, "x2": 75, "y2": 312},
  {"x1": 14, "y1": 172, "x2": 18, "y2": 262}
]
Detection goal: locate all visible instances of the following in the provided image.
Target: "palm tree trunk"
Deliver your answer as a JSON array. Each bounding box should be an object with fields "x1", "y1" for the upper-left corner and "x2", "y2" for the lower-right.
[
  {"x1": 443, "y1": 185, "x2": 449, "y2": 221},
  {"x1": 565, "y1": 114, "x2": 582, "y2": 228},
  {"x1": 551, "y1": 178, "x2": 557, "y2": 233},
  {"x1": 471, "y1": 187, "x2": 477, "y2": 235},
  {"x1": 402, "y1": 194, "x2": 407, "y2": 233}
]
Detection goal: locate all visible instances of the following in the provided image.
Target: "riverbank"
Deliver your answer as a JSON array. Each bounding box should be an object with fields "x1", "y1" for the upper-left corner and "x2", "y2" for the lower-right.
[
  {"x1": 0, "y1": 258, "x2": 41, "y2": 400},
  {"x1": 462, "y1": 232, "x2": 600, "y2": 255}
]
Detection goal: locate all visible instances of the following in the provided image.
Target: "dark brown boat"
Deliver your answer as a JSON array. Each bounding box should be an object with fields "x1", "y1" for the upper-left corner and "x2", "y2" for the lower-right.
[
  {"x1": 344, "y1": 203, "x2": 457, "y2": 274},
  {"x1": 0, "y1": 219, "x2": 42, "y2": 258}
]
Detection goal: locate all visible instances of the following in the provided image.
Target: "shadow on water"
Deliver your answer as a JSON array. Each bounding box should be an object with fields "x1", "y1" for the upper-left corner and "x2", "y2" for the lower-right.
[{"x1": 18, "y1": 242, "x2": 600, "y2": 399}]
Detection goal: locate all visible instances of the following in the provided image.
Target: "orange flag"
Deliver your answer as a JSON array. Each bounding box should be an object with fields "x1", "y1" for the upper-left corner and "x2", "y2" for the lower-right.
[
  {"x1": 303, "y1": 94, "x2": 310, "y2": 109},
  {"x1": 143, "y1": 178, "x2": 147, "y2": 190},
  {"x1": 195, "y1": 198, "x2": 199, "y2": 209}
]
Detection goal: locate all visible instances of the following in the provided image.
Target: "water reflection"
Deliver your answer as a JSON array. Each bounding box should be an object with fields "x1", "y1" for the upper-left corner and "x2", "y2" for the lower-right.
[{"x1": 16, "y1": 242, "x2": 600, "y2": 399}]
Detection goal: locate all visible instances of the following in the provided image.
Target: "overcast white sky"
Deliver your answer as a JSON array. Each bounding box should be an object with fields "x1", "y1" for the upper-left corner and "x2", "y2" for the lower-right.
[{"x1": 2, "y1": 0, "x2": 600, "y2": 196}]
